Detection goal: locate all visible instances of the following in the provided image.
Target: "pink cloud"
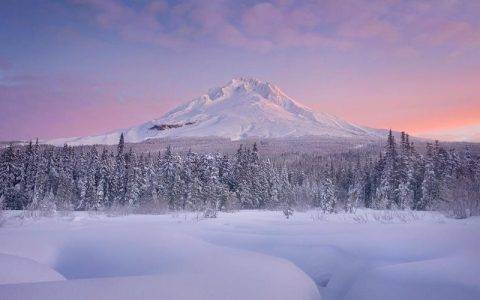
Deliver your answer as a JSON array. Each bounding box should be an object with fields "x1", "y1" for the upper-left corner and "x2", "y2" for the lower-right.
[
  {"x1": 416, "y1": 19, "x2": 480, "y2": 51},
  {"x1": 242, "y1": 2, "x2": 283, "y2": 37},
  {"x1": 75, "y1": 0, "x2": 184, "y2": 48},
  {"x1": 215, "y1": 25, "x2": 274, "y2": 53},
  {"x1": 34, "y1": 0, "x2": 480, "y2": 65},
  {"x1": 289, "y1": 7, "x2": 318, "y2": 29},
  {"x1": 71, "y1": 0, "x2": 360, "y2": 52},
  {"x1": 71, "y1": 0, "x2": 480, "y2": 55},
  {"x1": 338, "y1": 18, "x2": 398, "y2": 42}
]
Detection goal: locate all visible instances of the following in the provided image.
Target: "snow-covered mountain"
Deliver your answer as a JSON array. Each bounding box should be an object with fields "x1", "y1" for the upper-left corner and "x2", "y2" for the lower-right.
[{"x1": 48, "y1": 78, "x2": 381, "y2": 145}]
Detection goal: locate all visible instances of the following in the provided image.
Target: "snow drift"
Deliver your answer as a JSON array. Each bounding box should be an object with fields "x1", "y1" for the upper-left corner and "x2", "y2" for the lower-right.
[
  {"x1": 1, "y1": 210, "x2": 479, "y2": 300},
  {"x1": 0, "y1": 213, "x2": 320, "y2": 300}
]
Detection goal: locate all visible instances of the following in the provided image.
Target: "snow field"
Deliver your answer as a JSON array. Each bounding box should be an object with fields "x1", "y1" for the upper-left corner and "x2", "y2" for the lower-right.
[
  {"x1": 0, "y1": 212, "x2": 320, "y2": 300},
  {"x1": 0, "y1": 209, "x2": 479, "y2": 299}
]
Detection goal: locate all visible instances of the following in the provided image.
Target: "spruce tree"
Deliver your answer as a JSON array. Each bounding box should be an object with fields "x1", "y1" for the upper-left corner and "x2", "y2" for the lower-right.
[
  {"x1": 0, "y1": 145, "x2": 22, "y2": 209},
  {"x1": 420, "y1": 143, "x2": 439, "y2": 210},
  {"x1": 124, "y1": 148, "x2": 140, "y2": 208},
  {"x1": 319, "y1": 177, "x2": 336, "y2": 213}
]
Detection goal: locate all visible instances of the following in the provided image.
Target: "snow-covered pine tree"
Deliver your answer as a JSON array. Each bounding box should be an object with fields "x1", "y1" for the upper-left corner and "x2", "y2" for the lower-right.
[
  {"x1": 136, "y1": 154, "x2": 149, "y2": 209},
  {"x1": 218, "y1": 154, "x2": 234, "y2": 191},
  {"x1": 346, "y1": 158, "x2": 362, "y2": 213},
  {"x1": 200, "y1": 155, "x2": 221, "y2": 218},
  {"x1": 420, "y1": 143, "x2": 439, "y2": 210},
  {"x1": 374, "y1": 130, "x2": 399, "y2": 209},
  {"x1": 249, "y1": 143, "x2": 269, "y2": 208},
  {"x1": 282, "y1": 197, "x2": 294, "y2": 219},
  {"x1": 450, "y1": 146, "x2": 480, "y2": 217},
  {"x1": 361, "y1": 158, "x2": 375, "y2": 208},
  {"x1": 29, "y1": 150, "x2": 48, "y2": 211},
  {"x1": 118, "y1": 133, "x2": 125, "y2": 156},
  {"x1": 83, "y1": 147, "x2": 101, "y2": 211},
  {"x1": 396, "y1": 132, "x2": 414, "y2": 209},
  {"x1": 45, "y1": 147, "x2": 61, "y2": 207},
  {"x1": 0, "y1": 145, "x2": 22, "y2": 209},
  {"x1": 408, "y1": 140, "x2": 425, "y2": 210},
  {"x1": 111, "y1": 138, "x2": 126, "y2": 208},
  {"x1": 159, "y1": 146, "x2": 185, "y2": 210},
  {"x1": 55, "y1": 144, "x2": 75, "y2": 211},
  {"x1": 20, "y1": 141, "x2": 38, "y2": 208},
  {"x1": 124, "y1": 148, "x2": 140, "y2": 209},
  {"x1": 94, "y1": 148, "x2": 111, "y2": 209},
  {"x1": 234, "y1": 145, "x2": 254, "y2": 208},
  {"x1": 319, "y1": 176, "x2": 336, "y2": 213},
  {"x1": 73, "y1": 149, "x2": 89, "y2": 210},
  {"x1": 38, "y1": 189, "x2": 56, "y2": 217},
  {"x1": 181, "y1": 150, "x2": 197, "y2": 210},
  {"x1": 263, "y1": 158, "x2": 280, "y2": 209}
]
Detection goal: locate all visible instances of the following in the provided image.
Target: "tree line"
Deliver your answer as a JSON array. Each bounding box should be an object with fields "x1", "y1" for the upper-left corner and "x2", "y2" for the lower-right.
[
  {"x1": 0, "y1": 132, "x2": 479, "y2": 218},
  {"x1": 278, "y1": 131, "x2": 480, "y2": 218}
]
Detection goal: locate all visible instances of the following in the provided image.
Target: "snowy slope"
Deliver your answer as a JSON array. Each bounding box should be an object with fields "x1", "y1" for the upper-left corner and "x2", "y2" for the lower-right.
[
  {"x1": 1, "y1": 210, "x2": 479, "y2": 300},
  {"x1": 0, "y1": 213, "x2": 320, "y2": 300},
  {"x1": 48, "y1": 78, "x2": 381, "y2": 145},
  {"x1": 0, "y1": 253, "x2": 65, "y2": 285}
]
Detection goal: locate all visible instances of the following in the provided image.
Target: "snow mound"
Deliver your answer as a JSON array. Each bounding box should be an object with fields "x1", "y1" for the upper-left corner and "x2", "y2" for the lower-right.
[
  {"x1": 0, "y1": 253, "x2": 65, "y2": 285},
  {"x1": 2, "y1": 210, "x2": 479, "y2": 299},
  {"x1": 47, "y1": 78, "x2": 380, "y2": 145},
  {"x1": 0, "y1": 271, "x2": 318, "y2": 300},
  {"x1": 0, "y1": 216, "x2": 320, "y2": 300},
  {"x1": 345, "y1": 250, "x2": 480, "y2": 300}
]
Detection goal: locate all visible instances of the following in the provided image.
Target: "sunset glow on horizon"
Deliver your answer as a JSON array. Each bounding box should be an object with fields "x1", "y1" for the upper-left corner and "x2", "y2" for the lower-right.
[{"x1": 1, "y1": 0, "x2": 479, "y2": 142}]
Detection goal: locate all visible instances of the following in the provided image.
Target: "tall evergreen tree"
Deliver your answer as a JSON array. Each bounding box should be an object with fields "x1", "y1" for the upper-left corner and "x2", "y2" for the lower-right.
[
  {"x1": 0, "y1": 145, "x2": 22, "y2": 209},
  {"x1": 375, "y1": 130, "x2": 399, "y2": 209},
  {"x1": 319, "y1": 176, "x2": 336, "y2": 213},
  {"x1": 124, "y1": 148, "x2": 140, "y2": 208}
]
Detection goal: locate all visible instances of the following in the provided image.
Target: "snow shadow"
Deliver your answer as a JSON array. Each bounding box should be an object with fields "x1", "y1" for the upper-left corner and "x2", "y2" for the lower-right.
[{"x1": 52, "y1": 227, "x2": 190, "y2": 279}]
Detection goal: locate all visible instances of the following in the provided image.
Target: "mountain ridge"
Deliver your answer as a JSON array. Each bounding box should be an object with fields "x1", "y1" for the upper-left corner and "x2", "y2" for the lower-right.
[{"x1": 47, "y1": 78, "x2": 382, "y2": 145}]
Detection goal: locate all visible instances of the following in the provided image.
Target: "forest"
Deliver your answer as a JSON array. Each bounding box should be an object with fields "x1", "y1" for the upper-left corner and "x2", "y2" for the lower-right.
[{"x1": 1, "y1": 131, "x2": 479, "y2": 218}]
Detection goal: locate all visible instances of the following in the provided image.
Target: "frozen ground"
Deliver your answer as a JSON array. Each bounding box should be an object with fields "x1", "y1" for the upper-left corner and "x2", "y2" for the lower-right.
[{"x1": 0, "y1": 209, "x2": 479, "y2": 300}]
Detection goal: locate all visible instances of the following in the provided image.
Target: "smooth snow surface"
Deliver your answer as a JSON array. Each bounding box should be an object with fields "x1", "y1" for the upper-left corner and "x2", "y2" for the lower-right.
[
  {"x1": 0, "y1": 209, "x2": 479, "y2": 300},
  {"x1": 48, "y1": 78, "x2": 380, "y2": 145},
  {"x1": 0, "y1": 254, "x2": 65, "y2": 285}
]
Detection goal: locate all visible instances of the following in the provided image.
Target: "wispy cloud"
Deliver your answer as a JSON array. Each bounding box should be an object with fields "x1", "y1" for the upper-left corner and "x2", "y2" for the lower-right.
[
  {"x1": 71, "y1": 0, "x2": 480, "y2": 55},
  {"x1": 74, "y1": 0, "x2": 185, "y2": 48}
]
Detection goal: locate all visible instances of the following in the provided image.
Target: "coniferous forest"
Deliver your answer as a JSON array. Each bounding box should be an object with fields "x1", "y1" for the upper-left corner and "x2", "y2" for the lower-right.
[{"x1": 1, "y1": 131, "x2": 479, "y2": 218}]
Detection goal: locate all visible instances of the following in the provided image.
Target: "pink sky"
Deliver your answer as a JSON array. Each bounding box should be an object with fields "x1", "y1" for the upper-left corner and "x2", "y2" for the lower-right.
[{"x1": 0, "y1": 0, "x2": 479, "y2": 142}]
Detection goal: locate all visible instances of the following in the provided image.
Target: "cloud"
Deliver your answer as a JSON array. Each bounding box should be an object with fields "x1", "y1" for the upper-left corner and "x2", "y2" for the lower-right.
[
  {"x1": 71, "y1": 0, "x2": 480, "y2": 55},
  {"x1": 74, "y1": 0, "x2": 184, "y2": 48},
  {"x1": 338, "y1": 18, "x2": 398, "y2": 42},
  {"x1": 71, "y1": 0, "x2": 353, "y2": 52},
  {"x1": 414, "y1": 19, "x2": 480, "y2": 56},
  {"x1": 242, "y1": 2, "x2": 283, "y2": 37},
  {"x1": 239, "y1": 1, "x2": 351, "y2": 50}
]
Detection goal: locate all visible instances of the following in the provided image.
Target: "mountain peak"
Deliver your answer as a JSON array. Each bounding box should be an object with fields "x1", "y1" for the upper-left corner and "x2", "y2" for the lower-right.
[
  {"x1": 47, "y1": 78, "x2": 380, "y2": 145},
  {"x1": 207, "y1": 77, "x2": 287, "y2": 104},
  {"x1": 224, "y1": 76, "x2": 275, "y2": 87}
]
